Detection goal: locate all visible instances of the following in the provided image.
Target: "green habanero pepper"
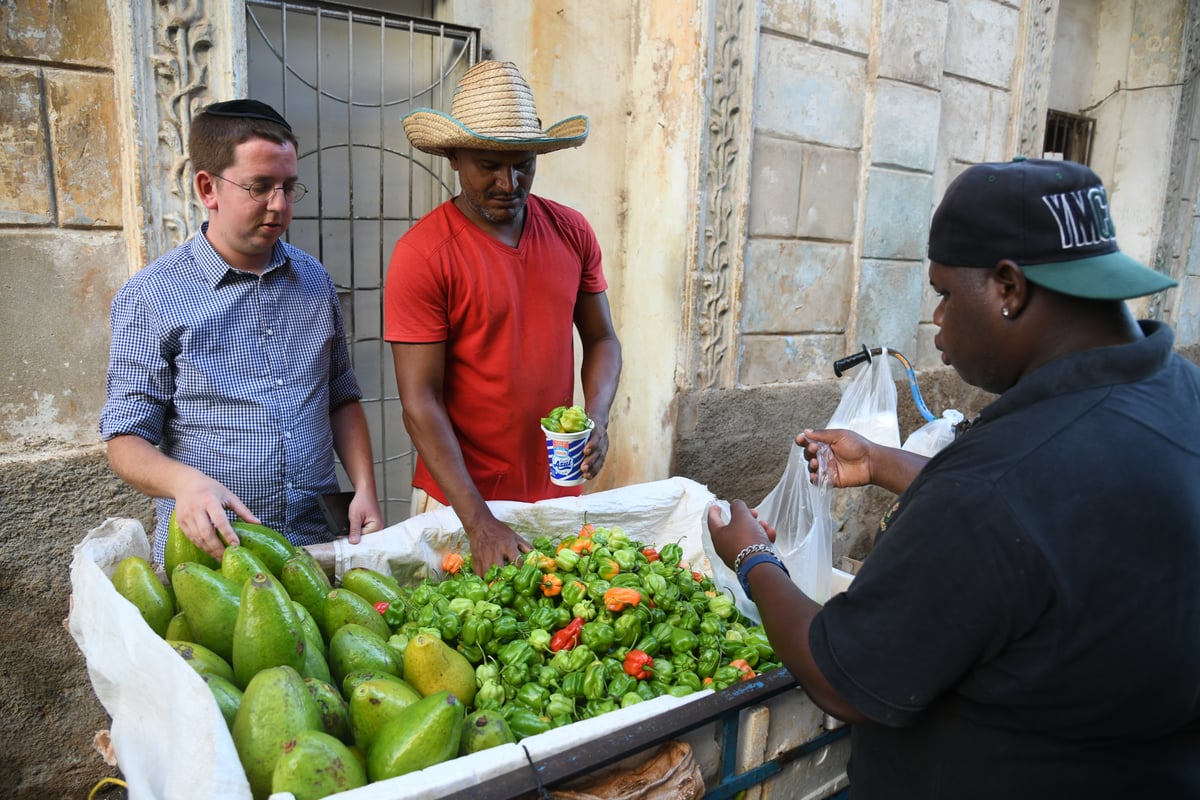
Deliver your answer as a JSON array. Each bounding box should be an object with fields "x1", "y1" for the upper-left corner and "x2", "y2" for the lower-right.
[
  {"x1": 606, "y1": 529, "x2": 631, "y2": 549},
  {"x1": 492, "y1": 614, "x2": 521, "y2": 643},
  {"x1": 711, "y1": 664, "x2": 743, "y2": 691},
  {"x1": 498, "y1": 639, "x2": 537, "y2": 667},
  {"x1": 500, "y1": 662, "x2": 530, "y2": 691},
  {"x1": 584, "y1": 698, "x2": 618, "y2": 718},
  {"x1": 609, "y1": 572, "x2": 642, "y2": 590},
  {"x1": 614, "y1": 614, "x2": 642, "y2": 648},
  {"x1": 566, "y1": 645, "x2": 596, "y2": 673},
  {"x1": 612, "y1": 548, "x2": 637, "y2": 572},
  {"x1": 555, "y1": 548, "x2": 581, "y2": 573},
  {"x1": 697, "y1": 647, "x2": 721, "y2": 679},
  {"x1": 447, "y1": 597, "x2": 475, "y2": 617},
  {"x1": 708, "y1": 592, "x2": 735, "y2": 619},
  {"x1": 586, "y1": 579, "x2": 611, "y2": 603},
  {"x1": 547, "y1": 692, "x2": 575, "y2": 720},
  {"x1": 473, "y1": 600, "x2": 503, "y2": 620},
  {"x1": 581, "y1": 620, "x2": 616, "y2": 655},
  {"x1": 652, "y1": 656, "x2": 674, "y2": 682},
  {"x1": 438, "y1": 611, "x2": 462, "y2": 641},
  {"x1": 659, "y1": 542, "x2": 683, "y2": 568},
  {"x1": 634, "y1": 633, "x2": 661, "y2": 658},
  {"x1": 506, "y1": 707, "x2": 553, "y2": 739},
  {"x1": 572, "y1": 600, "x2": 597, "y2": 622},
  {"x1": 595, "y1": 557, "x2": 620, "y2": 582},
  {"x1": 607, "y1": 672, "x2": 637, "y2": 698},
  {"x1": 561, "y1": 579, "x2": 588, "y2": 608},
  {"x1": 583, "y1": 662, "x2": 607, "y2": 700},
  {"x1": 670, "y1": 628, "x2": 699, "y2": 656},
  {"x1": 515, "y1": 681, "x2": 549, "y2": 712},
  {"x1": 621, "y1": 692, "x2": 643, "y2": 708},
  {"x1": 527, "y1": 604, "x2": 558, "y2": 631},
  {"x1": 515, "y1": 562, "x2": 541, "y2": 596},
  {"x1": 562, "y1": 670, "x2": 586, "y2": 698},
  {"x1": 535, "y1": 664, "x2": 559, "y2": 689},
  {"x1": 511, "y1": 594, "x2": 537, "y2": 620},
  {"x1": 463, "y1": 579, "x2": 489, "y2": 603},
  {"x1": 675, "y1": 670, "x2": 702, "y2": 692},
  {"x1": 643, "y1": 573, "x2": 672, "y2": 597},
  {"x1": 552, "y1": 605, "x2": 572, "y2": 628},
  {"x1": 459, "y1": 642, "x2": 485, "y2": 664},
  {"x1": 487, "y1": 579, "x2": 516, "y2": 607},
  {"x1": 528, "y1": 628, "x2": 552, "y2": 653},
  {"x1": 550, "y1": 649, "x2": 574, "y2": 676},
  {"x1": 476, "y1": 679, "x2": 506, "y2": 710},
  {"x1": 636, "y1": 680, "x2": 659, "y2": 701},
  {"x1": 461, "y1": 617, "x2": 493, "y2": 648},
  {"x1": 700, "y1": 612, "x2": 724, "y2": 637}
]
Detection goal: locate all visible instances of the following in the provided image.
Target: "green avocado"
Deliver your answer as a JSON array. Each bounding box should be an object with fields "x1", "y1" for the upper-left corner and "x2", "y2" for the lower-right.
[
  {"x1": 232, "y1": 665, "x2": 323, "y2": 800},
  {"x1": 366, "y1": 690, "x2": 465, "y2": 782},
  {"x1": 171, "y1": 562, "x2": 241, "y2": 663},
  {"x1": 232, "y1": 572, "x2": 305, "y2": 688}
]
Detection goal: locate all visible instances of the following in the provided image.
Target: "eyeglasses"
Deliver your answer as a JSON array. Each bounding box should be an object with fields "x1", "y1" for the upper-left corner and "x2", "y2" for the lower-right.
[{"x1": 212, "y1": 174, "x2": 307, "y2": 203}]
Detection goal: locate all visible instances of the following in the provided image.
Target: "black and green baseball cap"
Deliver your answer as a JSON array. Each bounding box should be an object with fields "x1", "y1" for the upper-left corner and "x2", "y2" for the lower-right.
[{"x1": 928, "y1": 156, "x2": 1176, "y2": 300}]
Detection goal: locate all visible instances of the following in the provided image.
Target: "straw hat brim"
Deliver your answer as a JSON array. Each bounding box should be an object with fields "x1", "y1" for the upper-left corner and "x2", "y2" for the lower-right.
[{"x1": 402, "y1": 109, "x2": 589, "y2": 157}]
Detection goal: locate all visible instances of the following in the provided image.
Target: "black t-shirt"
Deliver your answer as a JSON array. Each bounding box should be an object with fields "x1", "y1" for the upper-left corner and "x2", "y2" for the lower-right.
[{"x1": 810, "y1": 322, "x2": 1200, "y2": 799}]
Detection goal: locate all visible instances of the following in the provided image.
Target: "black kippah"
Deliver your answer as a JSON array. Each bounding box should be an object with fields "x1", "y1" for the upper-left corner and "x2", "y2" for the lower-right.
[{"x1": 203, "y1": 99, "x2": 292, "y2": 132}]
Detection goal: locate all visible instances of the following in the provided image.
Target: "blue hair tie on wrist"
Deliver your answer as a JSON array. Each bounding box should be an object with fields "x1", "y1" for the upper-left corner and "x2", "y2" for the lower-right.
[{"x1": 737, "y1": 552, "x2": 790, "y2": 602}]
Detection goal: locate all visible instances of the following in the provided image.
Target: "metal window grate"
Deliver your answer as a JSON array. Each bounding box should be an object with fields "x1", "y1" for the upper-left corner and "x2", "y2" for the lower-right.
[
  {"x1": 246, "y1": 0, "x2": 478, "y2": 526},
  {"x1": 1043, "y1": 109, "x2": 1095, "y2": 165}
]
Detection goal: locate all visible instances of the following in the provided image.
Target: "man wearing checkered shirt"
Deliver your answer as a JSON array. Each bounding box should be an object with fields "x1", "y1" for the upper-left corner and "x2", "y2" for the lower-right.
[{"x1": 100, "y1": 100, "x2": 382, "y2": 564}]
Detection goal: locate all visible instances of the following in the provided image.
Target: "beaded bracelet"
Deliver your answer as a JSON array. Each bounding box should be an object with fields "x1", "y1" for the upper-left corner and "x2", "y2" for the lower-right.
[
  {"x1": 737, "y1": 552, "x2": 790, "y2": 602},
  {"x1": 732, "y1": 542, "x2": 773, "y2": 572}
]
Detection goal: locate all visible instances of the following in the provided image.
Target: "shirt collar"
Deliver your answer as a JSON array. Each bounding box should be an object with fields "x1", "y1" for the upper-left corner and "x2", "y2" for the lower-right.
[
  {"x1": 974, "y1": 320, "x2": 1174, "y2": 428},
  {"x1": 191, "y1": 221, "x2": 292, "y2": 287}
]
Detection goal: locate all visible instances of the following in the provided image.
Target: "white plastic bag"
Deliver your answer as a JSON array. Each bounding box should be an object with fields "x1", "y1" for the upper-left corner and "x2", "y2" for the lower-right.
[
  {"x1": 902, "y1": 409, "x2": 964, "y2": 457},
  {"x1": 704, "y1": 350, "x2": 900, "y2": 620}
]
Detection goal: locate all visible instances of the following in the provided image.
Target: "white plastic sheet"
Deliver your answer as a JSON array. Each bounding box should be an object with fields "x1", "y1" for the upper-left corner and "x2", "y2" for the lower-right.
[{"x1": 67, "y1": 478, "x2": 720, "y2": 800}]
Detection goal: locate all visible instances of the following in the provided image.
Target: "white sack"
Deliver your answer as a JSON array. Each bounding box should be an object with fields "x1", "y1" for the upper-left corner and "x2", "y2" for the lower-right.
[{"x1": 67, "y1": 478, "x2": 717, "y2": 800}]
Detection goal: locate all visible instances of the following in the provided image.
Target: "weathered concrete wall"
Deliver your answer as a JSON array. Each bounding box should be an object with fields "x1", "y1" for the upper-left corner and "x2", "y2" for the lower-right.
[{"x1": 1, "y1": 446, "x2": 153, "y2": 799}]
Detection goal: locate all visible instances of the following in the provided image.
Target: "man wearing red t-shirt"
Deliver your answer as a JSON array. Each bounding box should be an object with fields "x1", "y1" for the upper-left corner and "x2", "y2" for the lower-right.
[{"x1": 384, "y1": 61, "x2": 622, "y2": 576}]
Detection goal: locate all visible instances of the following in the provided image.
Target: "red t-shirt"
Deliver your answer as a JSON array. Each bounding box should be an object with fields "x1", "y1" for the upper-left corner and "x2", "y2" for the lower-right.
[{"x1": 384, "y1": 195, "x2": 608, "y2": 504}]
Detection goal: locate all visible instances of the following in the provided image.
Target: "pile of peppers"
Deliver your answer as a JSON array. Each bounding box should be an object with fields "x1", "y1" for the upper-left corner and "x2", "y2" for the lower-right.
[{"x1": 374, "y1": 523, "x2": 780, "y2": 740}]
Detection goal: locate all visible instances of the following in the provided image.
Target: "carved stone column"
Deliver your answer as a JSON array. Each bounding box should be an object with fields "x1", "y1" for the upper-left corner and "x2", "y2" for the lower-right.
[
  {"x1": 1009, "y1": 0, "x2": 1059, "y2": 157},
  {"x1": 681, "y1": 0, "x2": 759, "y2": 391},
  {"x1": 109, "y1": 0, "x2": 246, "y2": 271},
  {"x1": 1147, "y1": 2, "x2": 1200, "y2": 323}
]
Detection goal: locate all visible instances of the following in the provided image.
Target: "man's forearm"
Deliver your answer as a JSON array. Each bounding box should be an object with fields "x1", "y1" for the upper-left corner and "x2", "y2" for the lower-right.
[
  {"x1": 580, "y1": 338, "x2": 622, "y2": 424},
  {"x1": 330, "y1": 400, "x2": 378, "y2": 496},
  {"x1": 106, "y1": 433, "x2": 194, "y2": 499}
]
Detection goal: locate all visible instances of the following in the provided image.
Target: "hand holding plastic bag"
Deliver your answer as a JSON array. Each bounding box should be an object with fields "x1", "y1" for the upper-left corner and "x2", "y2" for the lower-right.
[{"x1": 703, "y1": 352, "x2": 900, "y2": 620}]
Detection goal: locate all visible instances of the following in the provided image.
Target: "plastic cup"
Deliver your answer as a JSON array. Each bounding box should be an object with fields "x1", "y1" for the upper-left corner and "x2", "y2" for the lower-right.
[{"x1": 541, "y1": 421, "x2": 594, "y2": 487}]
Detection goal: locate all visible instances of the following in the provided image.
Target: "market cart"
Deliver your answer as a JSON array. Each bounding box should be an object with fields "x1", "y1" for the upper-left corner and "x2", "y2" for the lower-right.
[{"x1": 69, "y1": 478, "x2": 852, "y2": 799}]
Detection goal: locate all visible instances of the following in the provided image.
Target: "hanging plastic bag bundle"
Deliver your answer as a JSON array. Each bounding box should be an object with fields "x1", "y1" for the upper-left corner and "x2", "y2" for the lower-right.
[{"x1": 704, "y1": 350, "x2": 901, "y2": 621}]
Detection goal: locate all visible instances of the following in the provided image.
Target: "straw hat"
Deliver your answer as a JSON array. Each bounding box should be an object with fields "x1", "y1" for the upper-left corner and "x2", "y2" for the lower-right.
[{"x1": 402, "y1": 60, "x2": 589, "y2": 157}]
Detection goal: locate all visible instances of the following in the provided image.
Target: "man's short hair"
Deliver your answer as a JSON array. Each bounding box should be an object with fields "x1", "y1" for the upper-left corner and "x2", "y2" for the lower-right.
[{"x1": 188, "y1": 99, "x2": 297, "y2": 175}]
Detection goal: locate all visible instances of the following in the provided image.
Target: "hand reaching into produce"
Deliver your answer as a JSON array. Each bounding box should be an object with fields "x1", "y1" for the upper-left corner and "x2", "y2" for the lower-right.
[
  {"x1": 173, "y1": 477, "x2": 260, "y2": 559},
  {"x1": 464, "y1": 515, "x2": 532, "y2": 577}
]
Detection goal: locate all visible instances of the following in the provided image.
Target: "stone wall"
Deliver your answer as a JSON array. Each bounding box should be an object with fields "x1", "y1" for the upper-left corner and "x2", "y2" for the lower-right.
[{"x1": 1, "y1": 446, "x2": 154, "y2": 799}]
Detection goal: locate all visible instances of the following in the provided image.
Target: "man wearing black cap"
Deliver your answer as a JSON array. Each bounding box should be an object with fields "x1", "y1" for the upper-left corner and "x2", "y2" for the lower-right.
[
  {"x1": 101, "y1": 100, "x2": 383, "y2": 563},
  {"x1": 708, "y1": 158, "x2": 1200, "y2": 797}
]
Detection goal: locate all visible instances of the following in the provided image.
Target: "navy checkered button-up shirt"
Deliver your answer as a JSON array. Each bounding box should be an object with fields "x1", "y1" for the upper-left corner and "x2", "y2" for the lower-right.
[{"x1": 101, "y1": 225, "x2": 361, "y2": 562}]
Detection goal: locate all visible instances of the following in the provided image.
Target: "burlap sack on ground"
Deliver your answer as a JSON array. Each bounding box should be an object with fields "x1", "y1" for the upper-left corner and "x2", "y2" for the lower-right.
[{"x1": 533, "y1": 740, "x2": 704, "y2": 800}]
